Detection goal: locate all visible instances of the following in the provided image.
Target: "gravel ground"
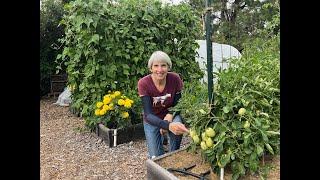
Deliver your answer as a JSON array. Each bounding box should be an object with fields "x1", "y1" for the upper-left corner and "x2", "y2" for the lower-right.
[{"x1": 40, "y1": 97, "x2": 190, "y2": 180}]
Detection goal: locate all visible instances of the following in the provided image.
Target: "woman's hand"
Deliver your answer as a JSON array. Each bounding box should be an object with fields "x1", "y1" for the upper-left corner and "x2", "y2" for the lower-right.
[
  {"x1": 164, "y1": 113, "x2": 173, "y2": 122},
  {"x1": 161, "y1": 114, "x2": 174, "y2": 135},
  {"x1": 169, "y1": 122, "x2": 189, "y2": 135}
]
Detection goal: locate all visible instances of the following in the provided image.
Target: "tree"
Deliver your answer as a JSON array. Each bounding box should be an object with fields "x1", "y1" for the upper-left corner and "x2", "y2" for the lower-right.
[{"x1": 188, "y1": 0, "x2": 279, "y2": 51}]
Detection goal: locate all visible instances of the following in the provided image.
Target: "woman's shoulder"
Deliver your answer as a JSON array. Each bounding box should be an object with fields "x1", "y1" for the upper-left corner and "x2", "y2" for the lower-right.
[
  {"x1": 138, "y1": 74, "x2": 151, "y2": 85},
  {"x1": 168, "y1": 72, "x2": 182, "y2": 81}
]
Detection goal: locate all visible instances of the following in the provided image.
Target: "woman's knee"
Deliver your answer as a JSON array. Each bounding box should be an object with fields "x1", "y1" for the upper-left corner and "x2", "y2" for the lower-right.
[{"x1": 172, "y1": 114, "x2": 183, "y2": 123}]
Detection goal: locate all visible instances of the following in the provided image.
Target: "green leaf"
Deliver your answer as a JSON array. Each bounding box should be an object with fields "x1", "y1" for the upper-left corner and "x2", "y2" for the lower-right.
[
  {"x1": 244, "y1": 133, "x2": 251, "y2": 140},
  {"x1": 115, "y1": 50, "x2": 122, "y2": 57},
  {"x1": 254, "y1": 118, "x2": 262, "y2": 127},
  {"x1": 122, "y1": 64, "x2": 130, "y2": 69},
  {"x1": 111, "y1": 82, "x2": 116, "y2": 89},
  {"x1": 256, "y1": 144, "x2": 264, "y2": 156},
  {"x1": 56, "y1": 54, "x2": 62, "y2": 60},
  {"x1": 244, "y1": 148, "x2": 252, "y2": 154},
  {"x1": 85, "y1": 17, "x2": 94, "y2": 28},
  {"x1": 89, "y1": 34, "x2": 100, "y2": 44},
  {"x1": 265, "y1": 143, "x2": 274, "y2": 155},
  {"x1": 123, "y1": 69, "x2": 129, "y2": 75},
  {"x1": 79, "y1": 83, "x2": 85, "y2": 91},
  {"x1": 261, "y1": 131, "x2": 269, "y2": 142},
  {"x1": 266, "y1": 131, "x2": 280, "y2": 135},
  {"x1": 261, "y1": 124, "x2": 270, "y2": 130},
  {"x1": 260, "y1": 112, "x2": 269, "y2": 118},
  {"x1": 220, "y1": 154, "x2": 231, "y2": 167},
  {"x1": 133, "y1": 57, "x2": 139, "y2": 63},
  {"x1": 125, "y1": 54, "x2": 130, "y2": 59}
]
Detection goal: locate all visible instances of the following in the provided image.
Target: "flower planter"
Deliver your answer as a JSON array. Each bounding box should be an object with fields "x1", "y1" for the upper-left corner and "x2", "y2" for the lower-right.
[
  {"x1": 96, "y1": 123, "x2": 145, "y2": 147},
  {"x1": 146, "y1": 146, "x2": 218, "y2": 180}
]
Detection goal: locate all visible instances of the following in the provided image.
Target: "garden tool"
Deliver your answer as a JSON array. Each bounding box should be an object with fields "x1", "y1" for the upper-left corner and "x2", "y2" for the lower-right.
[{"x1": 167, "y1": 164, "x2": 211, "y2": 180}]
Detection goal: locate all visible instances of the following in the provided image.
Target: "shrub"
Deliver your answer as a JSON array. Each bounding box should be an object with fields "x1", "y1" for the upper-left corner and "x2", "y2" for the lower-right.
[{"x1": 56, "y1": 0, "x2": 204, "y2": 130}]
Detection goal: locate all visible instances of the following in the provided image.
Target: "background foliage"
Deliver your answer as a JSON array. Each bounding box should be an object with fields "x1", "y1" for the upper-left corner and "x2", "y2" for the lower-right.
[
  {"x1": 40, "y1": 0, "x2": 66, "y2": 97},
  {"x1": 56, "y1": 0, "x2": 204, "y2": 129}
]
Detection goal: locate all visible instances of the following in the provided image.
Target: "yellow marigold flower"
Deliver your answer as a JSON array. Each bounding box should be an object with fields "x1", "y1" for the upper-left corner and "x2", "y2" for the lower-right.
[
  {"x1": 121, "y1": 111, "x2": 129, "y2": 118},
  {"x1": 110, "y1": 94, "x2": 116, "y2": 99},
  {"x1": 124, "y1": 100, "x2": 132, "y2": 108},
  {"x1": 67, "y1": 84, "x2": 75, "y2": 92},
  {"x1": 100, "y1": 109, "x2": 107, "y2": 116},
  {"x1": 95, "y1": 109, "x2": 100, "y2": 116},
  {"x1": 118, "y1": 99, "x2": 125, "y2": 106},
  {"x1": 103, "y1": 97, "x2": 112, "y2": 105},
  {"x1": 96, "y1": 102, "x2": 104, "y2": 108},
  {"x1": 114, "y1": 91, "x2": 121, "y2": 97},
  {"x1": 102, "y1": 105, "x2": 109, "y2": 111}
]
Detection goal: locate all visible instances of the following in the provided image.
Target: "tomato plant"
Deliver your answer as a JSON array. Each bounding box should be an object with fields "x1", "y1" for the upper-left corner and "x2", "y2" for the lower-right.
[{"x1": 171, "y1": 35, "x2": 279, "y2": 179}]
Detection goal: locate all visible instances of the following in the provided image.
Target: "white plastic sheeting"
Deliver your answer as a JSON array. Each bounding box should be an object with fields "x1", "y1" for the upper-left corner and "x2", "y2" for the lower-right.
[
  {"x1": 195, "y1": 40, "x2": 241, "y2": 83},
  {"x1": 53, "y1": 87, "x2": 72, "y2": 106}
]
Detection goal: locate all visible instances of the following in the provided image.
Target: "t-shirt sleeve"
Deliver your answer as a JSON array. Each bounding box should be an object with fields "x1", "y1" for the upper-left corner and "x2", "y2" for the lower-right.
[
  {"x1": 174, "y1": 73, "x2": 183, "y2": 92},
  {"x1": 138, "y1": 78, "x2": 148, "y2": 97}
]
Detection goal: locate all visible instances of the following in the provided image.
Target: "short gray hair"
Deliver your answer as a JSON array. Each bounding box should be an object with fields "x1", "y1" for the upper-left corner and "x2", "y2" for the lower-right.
[{"x1": 148, "y1": 51, "x2": 172, "y2": 69}]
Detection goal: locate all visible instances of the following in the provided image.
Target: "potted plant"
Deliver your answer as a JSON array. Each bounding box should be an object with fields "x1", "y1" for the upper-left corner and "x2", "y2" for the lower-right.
[{"x1": 93, "y1": 90, "x2": 145, "y2": 147}]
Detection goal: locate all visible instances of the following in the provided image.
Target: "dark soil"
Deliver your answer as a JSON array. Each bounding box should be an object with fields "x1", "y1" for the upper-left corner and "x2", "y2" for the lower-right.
[{"x1": 156, "y1": 148, "x2": 280, "y2": 180}]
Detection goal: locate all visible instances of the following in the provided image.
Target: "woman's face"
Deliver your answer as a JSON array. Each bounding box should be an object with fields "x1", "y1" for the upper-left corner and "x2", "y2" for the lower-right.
[{"x1": 150, "y1": 60, "x2": 169, "y2": 81}]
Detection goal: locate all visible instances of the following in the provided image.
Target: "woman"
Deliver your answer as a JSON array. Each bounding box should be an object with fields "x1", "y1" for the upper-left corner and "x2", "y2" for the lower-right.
[{"x1": 137, "y1": 50, "x2": 189, "y2": 159}]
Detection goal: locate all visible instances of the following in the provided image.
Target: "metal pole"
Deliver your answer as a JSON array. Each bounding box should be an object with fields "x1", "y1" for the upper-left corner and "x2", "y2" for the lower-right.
[{"x1": 205, "y1": 0, "x2": 213, "y2": 108}]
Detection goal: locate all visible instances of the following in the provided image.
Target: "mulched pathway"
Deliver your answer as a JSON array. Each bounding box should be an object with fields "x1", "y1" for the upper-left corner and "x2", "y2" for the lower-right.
[{"x1": 40, "y1": 97, "x2": 190, "y2": 179}]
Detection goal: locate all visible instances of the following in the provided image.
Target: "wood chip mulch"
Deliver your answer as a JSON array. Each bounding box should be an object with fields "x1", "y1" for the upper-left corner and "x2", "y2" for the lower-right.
[{"x1": 40, "y1": 97, "x2": 190, "y2": 180}]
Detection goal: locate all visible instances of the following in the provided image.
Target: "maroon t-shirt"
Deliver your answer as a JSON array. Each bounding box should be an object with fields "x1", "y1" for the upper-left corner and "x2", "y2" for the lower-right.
[{"x1": 138, "y1": 72, "x2": 183, "y2": 120}]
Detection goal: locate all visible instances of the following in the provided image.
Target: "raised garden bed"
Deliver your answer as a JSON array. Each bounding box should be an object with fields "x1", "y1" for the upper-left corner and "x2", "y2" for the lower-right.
[
  {"x1": 146, "y1": 146, "x2": 217, "y2": 180},
  {"x1": 146, "y1": 146, "x2": 280, "y2": 180},
  {"x1": 96, "y1": 123, "x2": 145, "y2": 147}
]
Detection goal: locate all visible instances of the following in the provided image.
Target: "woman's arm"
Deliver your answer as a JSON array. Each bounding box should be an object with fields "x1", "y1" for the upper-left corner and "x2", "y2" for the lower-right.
[
  {"x1": 142, "y1": 95, "x2": 188, "y2": 135},
  {"x1": 172, "y1": 92, "x2": 181, "y2": 106},
  {"x1": 141, "y1": 96, "x2": 170, "y2": 130}
]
